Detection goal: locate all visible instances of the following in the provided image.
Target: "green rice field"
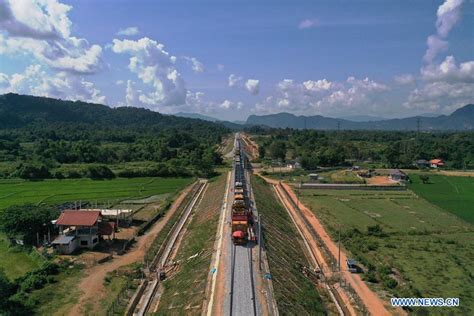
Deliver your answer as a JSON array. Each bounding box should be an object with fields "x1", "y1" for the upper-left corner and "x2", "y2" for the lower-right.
[
  {"x1": 408, "y1": 174, "x2": 474, "y2": 224},
  {"x1": 0, "y1": 177, "x2": 192, "y2": 210},
  {"x1": 299, "y1": 188, "x2": 474, "y2": 315}
]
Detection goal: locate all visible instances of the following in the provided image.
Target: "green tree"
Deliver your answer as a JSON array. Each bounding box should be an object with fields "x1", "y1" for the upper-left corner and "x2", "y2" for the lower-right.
[
  {"x1": 268, "y1": 141, "x2": 287, "y2": 161},
  {"x1": 14, "y1": 163, "x2": 51, "y2": 180},
  {"x1": 0, "y1": 269, "x2": 13, "y2": 311},
  {"x1": 0, "y1": 204, "x2": 59, "y2": 245},
  {"x1": 419, "y1": 174, "x2": 429, "y2": 184},
  {"x1": 86, "y1": 165, "x2": 116, "y2": 179}
]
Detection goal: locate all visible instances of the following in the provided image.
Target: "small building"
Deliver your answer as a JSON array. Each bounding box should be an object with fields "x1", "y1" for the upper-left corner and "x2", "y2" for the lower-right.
[
  {"x1": 308, "y1": 173, "x2": 319, "y2": 182},
  {"x1": 415, "y1": 159, "x2": 430, "y2": 168},
  {"x1": 52, "y1": 210, "x2": 114, "y2": 254},
  {"x1": 429, "y1": 159, "x2": 445, "y2": 168},
  {"x1": 389, "y1": 169, "x2": 408, "y2": 182},
  {"x1": 286, "y1": 161, "x2": 301, "y2": 169},
  {"x1": 51, "y1": 235, "x2": 78, "y2": 255}
]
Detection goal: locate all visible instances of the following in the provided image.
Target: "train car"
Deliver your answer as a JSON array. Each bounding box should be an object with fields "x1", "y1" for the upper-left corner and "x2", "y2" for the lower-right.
[
  {"x1": 232, "y1": 221, "x2": 248, "y2": 244},
  {"x1": 231, "y1": 137, "x2": 256, "y2": 245}
]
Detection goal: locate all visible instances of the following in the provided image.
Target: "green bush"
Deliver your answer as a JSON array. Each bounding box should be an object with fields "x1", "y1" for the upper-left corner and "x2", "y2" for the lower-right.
[
  {"x1": 86, "y1": 165, "x2": 116, "y2": 179},
  {"x1": 383, "y1": 277, "x2": 398, "y2": 289},
  {"x1": 13, "y1": 163, "x2": 51, "y2": 180}
]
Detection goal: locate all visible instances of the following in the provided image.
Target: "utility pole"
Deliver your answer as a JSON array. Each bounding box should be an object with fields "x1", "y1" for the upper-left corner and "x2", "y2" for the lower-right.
[
  {"x1": 417, "y1": 117, "x2": 421, "y2": 134},
  {"x1": 258, "y1": 214, "x2": 262, "y2": 271},
  {"x1": 337, "y1": 120, "x2": 341, "y2": 132},
  {"x1": 338, "y1": 223, "x2": 341, "y2": 271}
]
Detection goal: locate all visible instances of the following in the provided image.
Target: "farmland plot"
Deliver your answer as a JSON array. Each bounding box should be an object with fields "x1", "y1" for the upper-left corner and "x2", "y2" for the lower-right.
[{"x1": 299, "y1": 188, "x2": 474, "y2": 315}]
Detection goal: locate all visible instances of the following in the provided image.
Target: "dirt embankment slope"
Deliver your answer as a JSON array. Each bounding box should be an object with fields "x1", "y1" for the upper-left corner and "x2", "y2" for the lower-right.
[{"x1": 261, "y1": 174, "x2": 400, "y2": 316}]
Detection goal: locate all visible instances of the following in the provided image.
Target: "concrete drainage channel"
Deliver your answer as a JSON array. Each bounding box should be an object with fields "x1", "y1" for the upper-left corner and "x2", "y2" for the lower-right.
[{"x1": 126, "y1": 180, "x2": 209, "y2": 316}]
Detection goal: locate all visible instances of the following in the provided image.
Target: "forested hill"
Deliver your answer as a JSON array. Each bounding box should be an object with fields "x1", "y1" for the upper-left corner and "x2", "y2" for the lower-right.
[
  {"x1": 0, "y1": 93, "x2": 228, "y2": 135},
  {"x1": 0, "y1": 94, "x2": 230, "y2": 179},
  {"x1": 246, "y1": 104, "x2": 474, "y2": 131}
]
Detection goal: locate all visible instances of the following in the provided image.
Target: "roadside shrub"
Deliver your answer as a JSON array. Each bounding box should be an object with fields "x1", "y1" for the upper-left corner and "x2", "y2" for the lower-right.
[
  {"x1": 86, "y1": 165, "x2": 116, "y2": 179},
  {"x1": 19, "y1": 274, "x2": 48, "y2": 292},
  {"x1": 367, "y1": 224, "x2": 387, "y2": 237},
  {"x1": 364, "y1": 271, "x2": 378, "y2": 283},
  {"x1": 383, "y1": 277, "x2": 398, "y2": 289},
  {"x1": 379, "y1": 265, "x2": 392, "y2": 276},
  {"x1": 16, "y1": 262, "x2": 60, "y2": 293}
]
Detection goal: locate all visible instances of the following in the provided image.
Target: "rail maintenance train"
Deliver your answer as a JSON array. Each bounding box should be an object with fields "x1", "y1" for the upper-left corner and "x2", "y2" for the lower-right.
[{"x1": 231, "y1": 137, "x2": 256, "y2": 245}]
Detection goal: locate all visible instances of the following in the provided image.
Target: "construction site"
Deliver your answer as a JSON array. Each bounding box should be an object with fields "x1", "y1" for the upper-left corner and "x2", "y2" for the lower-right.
[{"x1": 111, "y1": 133, "x2": 405, "y2": 316}]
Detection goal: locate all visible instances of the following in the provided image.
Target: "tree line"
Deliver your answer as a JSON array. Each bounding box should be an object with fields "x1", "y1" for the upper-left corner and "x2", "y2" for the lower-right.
[{"x1": 253, "y1": 129, "x2": 474, "y2": 169}]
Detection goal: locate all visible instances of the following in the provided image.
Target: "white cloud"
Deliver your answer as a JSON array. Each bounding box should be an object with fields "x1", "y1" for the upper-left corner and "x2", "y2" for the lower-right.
[
  {"x1": 255, "y1": 76, "x2": 389, "y2": 116},
  {"x1": 0, "y1": 0, "x2": 103, "y2": 74},
  {"x1": 245, "y1": 79, "x2": 260, "y2": 95},
  {"x1": 217, "y1": 64, "x2": 225, "y2": 71},
  {"x1": 116, "y1": 80, "x2": 124, "y2": 85},
  {"x1": 116, "y1": 26, "x2": 139, "y2": 36},
  {"x1": 125, "y1": 80, "x2": 140, "y2": 107},
  {"x1": 112, "y1": 37, "x2": 186, "y2": 109},
  {"x1": 220, "y1": 99, "x2": 243, "y2": 110},
  {"x1": 229, "y1": 74, "x2": 260, "y2": 95},
  {"x1": 404, "y1": 55, "x2": 474, "y2": 112},
  {"x1": 0, "y1": 64, "x2": 106, "y2": 104},
  {"x1": 303, "y1": 79, "x2": 333, "y2": 91},
  {"x1": 421, "y1": 55, "x2": 474, "y2": 83},
  {"x1": 298, "y1": 19, "x2": 318, "y2": 29},
  {"x1": 394, "y1": 74, "x2": 415, "y2": 85},
  {"x1": 404, "y1": 81, "x2": 474, "y2": 112},
  {"x1": 423, "y1": 35, "x2": 448, "y2": 63},
  {"x1": 228, "y1": 74, "x2": 243, "y2": 87},
  {"x1": 436, "y1": 0, "x2": 464, "y2": 37},
  {"x1": 423, "y1": 0, "x2": 464, "y2": 63},
  {"x1": 183, "y1": 56, "x2": 204, "y2": 73}
]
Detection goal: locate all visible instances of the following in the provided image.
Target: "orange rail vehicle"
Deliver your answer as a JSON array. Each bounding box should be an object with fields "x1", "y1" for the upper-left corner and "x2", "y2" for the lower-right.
[{"x1": 231, "y1": 146, "x2": 255, "y2": 245}]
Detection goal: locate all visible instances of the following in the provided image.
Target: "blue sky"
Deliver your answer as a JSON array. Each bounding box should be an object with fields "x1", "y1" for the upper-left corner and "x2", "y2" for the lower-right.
[{"x1": 0, "y1": 0, "x2": 473, "y2": 121}]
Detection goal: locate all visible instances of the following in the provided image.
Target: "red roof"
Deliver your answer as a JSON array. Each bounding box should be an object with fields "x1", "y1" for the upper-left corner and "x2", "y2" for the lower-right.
[
  {"x1": 233, "y1": 231, "x2": 245, "y2": 238},
  {"x1": 56, "y1": 210, "x2": 101, "y2": 226},
  {"x1": 429, "y1": 159, "x2": 445, "y2": 165}
]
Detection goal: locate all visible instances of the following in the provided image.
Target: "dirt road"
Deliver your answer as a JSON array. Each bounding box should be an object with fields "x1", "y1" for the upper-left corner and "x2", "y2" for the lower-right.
[
  {"x1": 261, "y1": 175, "x2": 396, "y2": 316},
  {"x1": 67, "y1": 184, "x2": 194, "y2": 316}
]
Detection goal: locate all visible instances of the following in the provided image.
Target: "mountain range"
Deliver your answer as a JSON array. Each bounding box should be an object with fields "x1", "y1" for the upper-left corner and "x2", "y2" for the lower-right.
[
  {"x1": 246, "y1": 104, "x2": 474, "y2": 131},
  {"x1": 1, "y1": 94, "x2": 473, "y2": 131}
]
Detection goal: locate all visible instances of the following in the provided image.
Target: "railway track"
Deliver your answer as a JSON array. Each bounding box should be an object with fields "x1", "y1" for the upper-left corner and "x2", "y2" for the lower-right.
[
  {"x1": 229, "y1": 243, "x2": 258, "y2": 316},
  {"x1": 131, "y1": 180, "x2": 208, "y2": 316},
  {"x1": 227, "y1": 134, "x2": 260, "y2": 316}
]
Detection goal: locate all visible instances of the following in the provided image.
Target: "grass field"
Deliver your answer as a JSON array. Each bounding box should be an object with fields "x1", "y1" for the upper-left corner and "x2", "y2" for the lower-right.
[
  {"x1": 156, "y1": 173, "x2": 226, "y2": 315},
  {"x1": 29, "y1": 264, "x2": 85, "y2": 316},
  {"x1": 252, "y1": 176, "x2": 330, "y2": 315},
  {"x1": 0, "y1": 177, "x2": 192, "y2": 210},
  {"x1": 264, "y1": 168, "x2": 365, "y2": 184},
  {"x1": 0, "y1": 234, "x2": 44, "y2": 280},
  {"x1": 408, "y1": 174, "x2": 474, "y2": 224},
  {"x1": 299, "y1": 188, "x2": 474, "y2": 315}
]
